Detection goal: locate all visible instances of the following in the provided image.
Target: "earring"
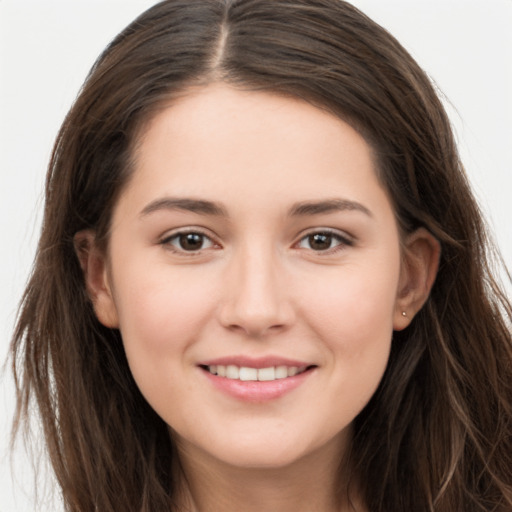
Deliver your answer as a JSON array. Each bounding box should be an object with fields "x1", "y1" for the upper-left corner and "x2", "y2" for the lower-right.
[{"x1": 402, "y1": 311, "x2": 407, "y2": 317}]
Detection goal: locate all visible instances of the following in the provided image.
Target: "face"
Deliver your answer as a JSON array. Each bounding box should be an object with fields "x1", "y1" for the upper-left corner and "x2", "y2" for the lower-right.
[{"x1": 93, "y1": 84, "x2": 413, "y2": 471}]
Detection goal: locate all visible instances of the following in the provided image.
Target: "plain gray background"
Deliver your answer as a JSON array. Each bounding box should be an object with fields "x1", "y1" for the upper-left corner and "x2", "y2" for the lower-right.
[{"x1": 1, "y1": 1, "x2": 511, "y2": 510}]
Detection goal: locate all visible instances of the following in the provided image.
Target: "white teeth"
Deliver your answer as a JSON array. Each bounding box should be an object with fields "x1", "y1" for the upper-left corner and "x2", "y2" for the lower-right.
[
  {"x1": 257, "y1": 367, "x2": 275, "y2": 381},
  {"x1": 288, "y1": 366, "x2": 299, "y2": 377},
  {"x1": 226, "y1": 365, "x2": 239, "y2": 379},
  {"x1": 275, "y1": 366, "x2": 288, "y2": 379},
  {"x1": 239, "y1": 367, "x2": 258, "y2": 381},
  {"x1": 206, "y1": 364, "x2": 309, "y2": 381}
]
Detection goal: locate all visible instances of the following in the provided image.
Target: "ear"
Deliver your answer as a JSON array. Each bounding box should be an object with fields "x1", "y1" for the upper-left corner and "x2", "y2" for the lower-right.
[
  {"x1": 74, "y1": 230, "x2": 119, "y2": 328},
  {"x1": 393, "y1": 228, "x2": 440, "y2": 330}
]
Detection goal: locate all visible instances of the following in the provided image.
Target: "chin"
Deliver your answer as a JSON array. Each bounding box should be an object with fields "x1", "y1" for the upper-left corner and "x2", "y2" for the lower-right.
[
  {"x1": 211, "y1": 448, "x2": 311, "y2": 471},
  {"x1": 175, "y1": 424, "x2": 349, "y2": 473}
]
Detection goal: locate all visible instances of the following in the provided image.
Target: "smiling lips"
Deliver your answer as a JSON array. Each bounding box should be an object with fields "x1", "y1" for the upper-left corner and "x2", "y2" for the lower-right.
[
  {"x1": 204, "y1": 364, "x2": 308, "y2": 381},
  {"x1": 199, "y1": 357, "x2": 316, "y2": 401}
]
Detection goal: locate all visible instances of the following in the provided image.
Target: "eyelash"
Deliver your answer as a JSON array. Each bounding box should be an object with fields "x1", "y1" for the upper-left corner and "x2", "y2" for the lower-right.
[
  {"x1": 295, "y1": 229, "x2": 354, "y2": 254},
  {"x1": 160, "y1": 229, "x2": 219, "y2": 255},
  {"x1": 159, "y1": 228, "x2": 354, "y2": 255}
]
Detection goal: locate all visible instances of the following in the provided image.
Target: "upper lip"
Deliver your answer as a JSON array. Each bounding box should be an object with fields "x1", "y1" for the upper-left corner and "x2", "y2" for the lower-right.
[{"x1": 198, "y1": 355, "x2": 315, "y2": 369}]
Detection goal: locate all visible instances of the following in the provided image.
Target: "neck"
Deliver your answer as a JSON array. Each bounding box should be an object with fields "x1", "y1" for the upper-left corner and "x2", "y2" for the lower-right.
[{"x1": 173, "y1": 433, "x2": 366, "y2": 512}]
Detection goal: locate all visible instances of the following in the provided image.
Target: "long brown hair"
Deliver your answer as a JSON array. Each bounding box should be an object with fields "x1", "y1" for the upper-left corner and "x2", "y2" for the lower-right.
[{"x1": 11, "y1": 1, "x2": 512, "y2": 510}]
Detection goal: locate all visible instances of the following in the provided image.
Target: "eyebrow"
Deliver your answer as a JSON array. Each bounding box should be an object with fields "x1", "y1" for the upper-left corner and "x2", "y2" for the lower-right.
[
  {"x1": 140, "y1": 198, "x2": 228, "y2": 217},
  {"x1": 139, "y1": 196, "x2": 372, "y2": 219},
  {"x1": 288, "y1": 198, "x2": 372, "y2": 217}
]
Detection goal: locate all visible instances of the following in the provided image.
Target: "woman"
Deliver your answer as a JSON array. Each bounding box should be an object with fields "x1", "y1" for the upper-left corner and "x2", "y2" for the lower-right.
[{"x1": 10, "y1": 1, "x2": 512, "y2": 511}]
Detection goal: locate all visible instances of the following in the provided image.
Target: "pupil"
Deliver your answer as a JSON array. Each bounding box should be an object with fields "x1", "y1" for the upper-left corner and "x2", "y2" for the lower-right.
[
  {"x1": 180, "y1": 233, "x2": 203, "y2": 250},
  {"x1": 309, "y1": 233, "x2": 332, "y2": 250}
]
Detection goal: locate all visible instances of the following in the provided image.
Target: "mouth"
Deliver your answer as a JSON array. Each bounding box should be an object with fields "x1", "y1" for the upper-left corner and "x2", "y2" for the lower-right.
[
  {"x1": 197, "y1": 357, "x2": 317, "y2": 401},
  {"x1": 199, "y1": 364, "x2": 314, "y2": 382}
]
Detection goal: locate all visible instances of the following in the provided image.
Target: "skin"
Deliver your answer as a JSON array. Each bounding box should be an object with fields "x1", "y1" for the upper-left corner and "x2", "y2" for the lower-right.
[{"x1": 78, "y1": 83, "x2": 439, "y2": 511}]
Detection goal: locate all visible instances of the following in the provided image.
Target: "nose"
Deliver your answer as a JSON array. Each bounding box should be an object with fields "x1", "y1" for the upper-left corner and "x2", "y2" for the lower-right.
[{"x1": 218, "y1": 246, "x2": 295, "y2": 338}]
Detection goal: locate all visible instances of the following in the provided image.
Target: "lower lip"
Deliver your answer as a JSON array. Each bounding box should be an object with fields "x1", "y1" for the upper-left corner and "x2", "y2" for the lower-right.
[{"x1": 201, "y1": 368, "x2": 315, "y2": 402}]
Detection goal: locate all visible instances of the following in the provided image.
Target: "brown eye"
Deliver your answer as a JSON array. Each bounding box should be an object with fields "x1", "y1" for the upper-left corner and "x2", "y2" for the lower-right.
[
  {"x1": 297, "y1": 231, "x2": 352, "y2": 252},
  {"x1": 163, "y1": 231, "x2": 215, "y2": 252},
  {"x1": 179, "y1": 233, "x2": 204, "y2": 250},
  {"x1": 308, "y1": 233, "x2": 333, "y2": 250}
]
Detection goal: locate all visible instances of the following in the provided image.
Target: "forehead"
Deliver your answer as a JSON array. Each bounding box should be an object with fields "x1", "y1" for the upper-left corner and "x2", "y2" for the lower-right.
[{"x1": 116, "y1": 83, "x2": 392, "y2": 221}]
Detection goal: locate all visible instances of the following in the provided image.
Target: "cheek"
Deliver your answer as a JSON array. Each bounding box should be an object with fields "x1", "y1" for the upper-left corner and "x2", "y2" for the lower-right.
[
  {"x1": 114, "y1": 266, "x2": 215, "y2": 345},
  {"x1": 298, "y1": 255, "x2": 400, "y2": 403},
  {"x1": 302, "y1": 266, "x2": 398, "y2": 424},
  {"x1": 112, "y1": 277, "x2": 215, "y2": 428},
  {"x1": 302, "y1": 259, "x2": 399, "y2": 337},
  {"x1": 111, "y1": 266, "x2": 218, "y2": 399}
]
